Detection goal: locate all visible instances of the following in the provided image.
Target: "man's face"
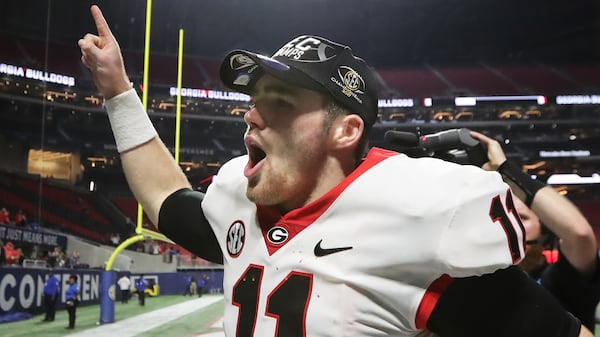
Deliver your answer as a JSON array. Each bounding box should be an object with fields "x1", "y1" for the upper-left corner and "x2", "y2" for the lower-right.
[
  {"x1": 514, "y1": 197, "x2": 542, "y2": 242},
  {"x1": 243, "y1": 75, "x2": 333, "y2": 211},
  {"x1": 514, "y1": 196, "x2": 545, "y2": 271}
]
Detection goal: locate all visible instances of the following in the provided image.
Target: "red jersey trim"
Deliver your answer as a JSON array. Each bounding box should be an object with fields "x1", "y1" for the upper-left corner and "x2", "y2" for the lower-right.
[
  {"x1": 415, "y1": 274, "x2": 454, "y2": 330},
  {"x1": 258, "y1": 147, "x2": 399, "y2": 255}
]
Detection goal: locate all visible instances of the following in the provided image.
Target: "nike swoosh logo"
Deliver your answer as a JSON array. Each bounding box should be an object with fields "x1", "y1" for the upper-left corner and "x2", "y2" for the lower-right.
[{"x1": 313, "y1": 239, "x2": 353, "y2": 257}]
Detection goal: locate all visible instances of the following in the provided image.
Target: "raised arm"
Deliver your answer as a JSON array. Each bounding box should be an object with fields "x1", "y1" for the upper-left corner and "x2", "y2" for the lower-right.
[
  {"x1": 470, "y1": 131, "x2": 597, "y2": 275},
  {"x1": 78, "y1": 5, "x2": 190, "y2": 224}
]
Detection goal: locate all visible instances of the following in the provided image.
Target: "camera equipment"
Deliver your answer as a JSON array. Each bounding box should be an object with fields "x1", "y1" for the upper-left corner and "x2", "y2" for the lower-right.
[{"x1": 383, "y1": 128, "x2": 488, "y2": 167}]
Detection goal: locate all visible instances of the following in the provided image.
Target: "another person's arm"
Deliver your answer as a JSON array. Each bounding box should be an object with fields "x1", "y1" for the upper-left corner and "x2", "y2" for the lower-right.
[
  {"x1": 428, "y1": 265, "x2": 594, "y2": 337},
  {"x1": 78, "y1": 5, "x2": 190, "y2": 224},
  {"x1": 470, "y1": 131, "x2": 597, "y2": 275}
]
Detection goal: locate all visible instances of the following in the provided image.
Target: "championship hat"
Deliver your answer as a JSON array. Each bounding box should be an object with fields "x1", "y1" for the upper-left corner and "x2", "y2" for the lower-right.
[{"x1": 220, "y1": 35, "x2": 379, "y2": 128}]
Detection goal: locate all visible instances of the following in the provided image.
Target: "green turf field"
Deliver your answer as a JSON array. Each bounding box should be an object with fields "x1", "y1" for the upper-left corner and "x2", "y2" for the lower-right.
[
  {"x1": 0, "y1": 296, "x2": 598, "y2": 336},
  {"x1": 0, "y1": 295, "x2": 224, "y2": 337}
]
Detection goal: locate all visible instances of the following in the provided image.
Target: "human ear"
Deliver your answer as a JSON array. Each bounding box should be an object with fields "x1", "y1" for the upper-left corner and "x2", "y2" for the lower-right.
[{"x1": 331, "y1": 114, "x2": 363, "y2": 150}]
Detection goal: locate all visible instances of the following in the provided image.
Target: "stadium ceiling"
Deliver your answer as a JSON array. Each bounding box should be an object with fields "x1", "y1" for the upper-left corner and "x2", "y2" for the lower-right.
[{"x1": 1, "y1": 0, "x2": 600, "y2": 68}]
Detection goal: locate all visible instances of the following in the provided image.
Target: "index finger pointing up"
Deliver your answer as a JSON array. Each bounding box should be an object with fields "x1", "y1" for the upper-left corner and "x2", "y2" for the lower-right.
[{"x1": 90, "y1": 5, "x2": 113, "y2": 39}]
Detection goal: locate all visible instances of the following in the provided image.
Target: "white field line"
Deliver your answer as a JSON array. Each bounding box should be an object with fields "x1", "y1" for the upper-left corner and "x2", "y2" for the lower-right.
[{"x1": 64, "y1": 295, "x2": 223, "y2": 337}]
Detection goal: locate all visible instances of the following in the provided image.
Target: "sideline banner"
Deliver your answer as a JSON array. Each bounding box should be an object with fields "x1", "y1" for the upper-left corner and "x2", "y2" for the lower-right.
[
  {"x1": 0, "y1": 268, "x2": 101, "y2": 315},
  {"x1": 0, "y1": 225, "x2": 67, "y2": 250},
  {"x1": 0, "y1": 267, "x2": 225, "y2": 316}
]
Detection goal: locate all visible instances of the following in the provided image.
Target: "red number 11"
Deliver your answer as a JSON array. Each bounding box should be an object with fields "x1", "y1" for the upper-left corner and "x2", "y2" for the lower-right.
[
  {"x1": 232, "y1": 265, "x2": 313, "y2": 337},
  {"x1": 489, "y1": 190, "x2": 526, "y2": 263}
]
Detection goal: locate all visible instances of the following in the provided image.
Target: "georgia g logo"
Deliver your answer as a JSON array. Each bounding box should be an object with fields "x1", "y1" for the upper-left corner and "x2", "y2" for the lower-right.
[
  {"x1": 227, "y1": 220, "x2": 246, "y2": 257},
  {"x1": 267, "y1": 226, "x2": 289, "y2": 245}
]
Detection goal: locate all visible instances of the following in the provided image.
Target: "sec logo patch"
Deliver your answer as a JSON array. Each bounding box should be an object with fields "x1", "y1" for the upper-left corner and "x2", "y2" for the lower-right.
[{"x1": 227, "y1": 220, "x2": 246, "y2": 257}]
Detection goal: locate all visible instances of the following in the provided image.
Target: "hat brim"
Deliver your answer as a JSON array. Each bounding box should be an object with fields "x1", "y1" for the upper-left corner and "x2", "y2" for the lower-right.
[{"x1": 220, "y1": 50, "x2": 326, "y2": 96}]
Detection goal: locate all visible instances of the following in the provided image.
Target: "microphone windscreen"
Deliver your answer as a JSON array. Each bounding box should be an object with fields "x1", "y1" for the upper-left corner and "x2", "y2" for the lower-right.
[{"x1": 384, "y1": 131, "x2": 419, "y2": 147}]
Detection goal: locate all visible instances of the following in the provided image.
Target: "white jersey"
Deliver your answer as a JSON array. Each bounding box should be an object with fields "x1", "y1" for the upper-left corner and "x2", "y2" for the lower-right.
[
  {"x1": 201, "y1": 147, "x2": 525, "y2": 337},
  {"x1": 117, "y1": 276, "x2": 131, "y2": 290}
]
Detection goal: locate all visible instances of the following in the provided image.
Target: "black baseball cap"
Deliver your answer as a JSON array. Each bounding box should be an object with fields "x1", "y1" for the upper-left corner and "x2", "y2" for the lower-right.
[{"x1": 220, "y1": 35, "x2": 379, "y2": 128}]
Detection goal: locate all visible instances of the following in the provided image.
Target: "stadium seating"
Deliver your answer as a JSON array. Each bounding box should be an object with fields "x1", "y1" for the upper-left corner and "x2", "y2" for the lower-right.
[{"x1": 435, "y1": 66, "x2": 518, "y2": 95}]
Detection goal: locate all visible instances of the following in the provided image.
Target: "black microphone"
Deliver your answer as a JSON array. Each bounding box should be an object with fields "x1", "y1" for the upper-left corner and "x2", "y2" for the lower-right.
[
  {"x1": 383, "y1": 130, "x2": 431, "y2": 158},
  {"x1": 417, "y1": 128, "x2": 480, "y2": 151},
  {"x1": 383, "y1": 130, "x2": 419, "y2": 147},
  {"x1": 385, "y1": 128, "x2": 477, "y2": 151},
  {"x1": 384, "y1": 128, "x2": 488, "y2": 167}
]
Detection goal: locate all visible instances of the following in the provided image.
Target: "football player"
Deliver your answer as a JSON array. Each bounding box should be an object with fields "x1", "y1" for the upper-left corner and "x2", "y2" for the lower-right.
[{"x1": 79, "y1": 5, "x2": 593, "y2": 337}]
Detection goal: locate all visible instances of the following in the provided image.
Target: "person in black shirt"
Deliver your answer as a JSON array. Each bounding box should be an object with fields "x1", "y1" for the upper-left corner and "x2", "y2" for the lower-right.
[{"x1": 472, "y1": 131, "x2": 600, "y2": 333}]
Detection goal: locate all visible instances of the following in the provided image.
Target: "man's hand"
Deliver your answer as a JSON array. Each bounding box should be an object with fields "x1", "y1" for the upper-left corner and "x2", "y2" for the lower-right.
[
  {"x1": 78, "y1": 5, "x2": 131, "y2": 99},
  {"x1": 469, "y1": 131, "x2": 507, "y2": 171}
]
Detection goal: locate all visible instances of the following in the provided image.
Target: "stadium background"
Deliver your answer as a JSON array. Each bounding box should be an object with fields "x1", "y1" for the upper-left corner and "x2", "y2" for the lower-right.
[{"x1": 0, "y1": 0, "x2": 599, "y2": 332}]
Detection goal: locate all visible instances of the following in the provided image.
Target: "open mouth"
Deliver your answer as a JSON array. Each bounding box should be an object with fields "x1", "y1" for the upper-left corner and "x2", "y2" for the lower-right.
[
  {"x1": 244, "y1": 135, "x2": 267, "y2": 178},
  {"x1": 247, "y1": 143, "x2": 266, "y2": 168}
]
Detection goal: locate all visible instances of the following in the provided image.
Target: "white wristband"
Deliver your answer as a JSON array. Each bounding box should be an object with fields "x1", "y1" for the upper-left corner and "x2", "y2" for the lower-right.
[{"x1": 104, "y1": 89, "x2": 158, "y2": 153}]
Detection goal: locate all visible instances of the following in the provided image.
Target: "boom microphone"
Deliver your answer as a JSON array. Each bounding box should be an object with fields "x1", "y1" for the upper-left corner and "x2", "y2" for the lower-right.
[
  {"x1": 385, "y1": 128, "x2": 478, "y2": 151},
  {"x1": 383, "y1": 128, "x2": 488, "y2": 167},
  {"x1": 417, "y1": 128, "x2": 480, "y2": 151},
  {"x1": 383, "y1": 130, "x2": 419, "y2": 147}
]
